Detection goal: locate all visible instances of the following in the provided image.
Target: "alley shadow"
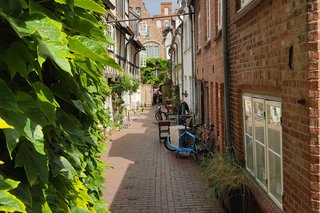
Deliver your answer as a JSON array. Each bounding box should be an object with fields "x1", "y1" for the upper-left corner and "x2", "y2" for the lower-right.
[{"x1": 102, "y1": 106, "x2": 224, "y2": 212}]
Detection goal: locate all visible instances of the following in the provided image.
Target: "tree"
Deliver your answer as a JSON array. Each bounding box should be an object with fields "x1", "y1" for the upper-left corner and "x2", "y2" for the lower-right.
[
  {"x1": 140, "y1": 58, "x2": 170, "y2": 87},
  {"x1": 0, "y1": 0, "x2": 120, "y2": 212}
]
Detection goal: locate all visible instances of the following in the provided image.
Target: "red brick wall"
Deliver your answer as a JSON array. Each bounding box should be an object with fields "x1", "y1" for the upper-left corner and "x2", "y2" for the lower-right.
[
  {"x1": 307, "y1": 1, "x2": 320, "y2": 211},
  {"x1": 129, "y1": 0, "x2": 165, "y2": 58},
  {"x1": 194, "y1": 0, "x2": 224, "y2": 148},
  {"x1": 228, "y1": 0, "x2": 318, "y2": 212}
]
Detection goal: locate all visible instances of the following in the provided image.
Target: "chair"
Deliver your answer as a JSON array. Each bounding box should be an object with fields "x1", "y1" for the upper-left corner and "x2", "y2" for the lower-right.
[{"x1": 158, "y1": 120, "x2": 170, "y2": 142}]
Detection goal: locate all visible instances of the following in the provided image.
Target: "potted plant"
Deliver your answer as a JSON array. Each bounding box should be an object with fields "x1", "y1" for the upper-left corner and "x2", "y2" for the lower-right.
[{"x1": 202, "y1": 152, "x2": 250, "y2": 213}]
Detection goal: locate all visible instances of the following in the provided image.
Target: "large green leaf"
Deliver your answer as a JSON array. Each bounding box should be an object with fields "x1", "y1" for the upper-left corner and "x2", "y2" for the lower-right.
[
  {"x1": 54, "y1": 0, "x2": 105, "y2": 13},
  {"x1": 74, "y1": 0, "x2": 105, "y2": 13},
  {"x1": 69, "y1": 35, "x2": 121, "y2": 71},
  {"x1": 3, "y1": 42, "x2": 29, "y2": 78},
  {"x1": 0, "y1": 190, "x2": 26, "y2": 213},
  {"x1": 16, "y1": 92, "x2": 48, "y2": 127},
  {"x1": 69, "y1": 35, "x2": 107, "y2": 62},
  {"x1": 28, "y1": 185, "x2": 52, "y2": 213},
  {"x1": 37, "y1": 39, "x2": 73, "y2": 74},
  {"x1": 0, "y1": 175, "x2": 26, "y2": 213},
  {"x1": 3, "y1": 12, "x2": 73, "y2": 73},
  {"x1": 0, "y1": 79, "x2": 20, "y2": 111},
  {"x1": 33, "y1": 82, "x2": 59, "y2": 124},
  {"x1": 53, "y1": 156, "x2": 77, "y2": 180},
  {"x1": 73, "y1": 13, "x2": 106, "y2": 42},
  {"x1": 2, "y1": 108, "x2": 45, "y2": 156},
  {"x1": 3, "y1": 12, "x2": 63, "y2": 40},
  {"x1": 74, "y1": 58, "x2": 99, "y2": 81},
  {"x1": 15, "y1": 142, "x2": 49, "y2": 185}
]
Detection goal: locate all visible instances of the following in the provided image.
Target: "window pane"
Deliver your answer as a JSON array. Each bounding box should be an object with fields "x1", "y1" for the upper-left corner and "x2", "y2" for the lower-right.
[
  {"x1": 267, "y1": 105, "x2": 281, "y2": 154},
  {"x1": 245, "y1": 134, "x2": 254, "y2": 172},
  {"x1": 256, "y1": 142, "x2": 266, "y2": 187},
  {"x1": 254, "y1": 101, "x2": 264, "y2": 144},
  {"x1": 244, "y1": 99, "x2": 253, "y2": 136},
  {"x1": 269, "y1": 151, "x2": 282, "y2": 203}
]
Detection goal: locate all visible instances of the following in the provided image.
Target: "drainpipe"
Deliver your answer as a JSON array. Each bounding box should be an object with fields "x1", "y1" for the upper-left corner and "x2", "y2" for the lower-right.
[
  {"x1": 188, "y1": 4, "x2": 196, "y2": 114},
  {"x1": 178, "y1": 16, "x2": 184, "y2": 101},
  {"x1": 222, "y1": 0, "x2": 232, "y2": 151},
  {"x1": 124, "y1": 37, "x2": 132, "y2": 73}
]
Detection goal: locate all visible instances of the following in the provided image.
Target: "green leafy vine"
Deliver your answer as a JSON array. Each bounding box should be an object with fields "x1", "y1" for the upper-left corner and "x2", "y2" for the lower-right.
[{"x1": 0, "y1": 0, "x2": 120, "y2": 212}]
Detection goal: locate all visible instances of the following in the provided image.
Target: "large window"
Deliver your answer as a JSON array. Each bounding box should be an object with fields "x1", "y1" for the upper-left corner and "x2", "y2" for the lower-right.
[
  {"x1": 243, "y1": 95, "x2": 282, "y2": 208},
  {"x1": 145, "y1": 44, "x2": 160, "y2": 59},
  {"x1": 206, "y1": 0, "x2": 211, "y2": 41}
]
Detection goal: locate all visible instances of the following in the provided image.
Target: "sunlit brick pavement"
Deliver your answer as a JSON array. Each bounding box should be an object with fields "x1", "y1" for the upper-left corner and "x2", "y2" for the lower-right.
[{"x1": 101, "y1": 106, "x2": 224, "y2": 213}]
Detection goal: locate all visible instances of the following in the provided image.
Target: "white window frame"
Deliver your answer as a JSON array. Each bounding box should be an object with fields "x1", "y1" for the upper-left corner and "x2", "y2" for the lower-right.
[
  {"x1": 206, "y1": 0, "x2": 211, "y2": 41},
  {"x1": 139, "y1": 22, "x2": 149, "y2": 38},
  {"x1": 197, "y1": 12, "x2": 201, "y2": 50},
  {"x1": 136, "y1": 7, "x2": 141, "y2": 16},
  {"x1": 105, "y1": 24, "x2": 115, "y2": 52},
  {"x1": 140, "y1": 51, "x2": 146, "y2": 67},
  {"x1": 242, "y1": 94, "x2": 283, "y2": 209},
  {"x1": 164, "y1": 7, "x2": 169, "y2": 16},
  {"x1": 217, "y1": 0, "x2": 222, "y2": 30},
  {"x1": 145, "y1": 44, "x2": 160, "y2": 59},
  {"x1": 240, "y1": 0, "x2": 253, "y2": 10},
  {"x1": 164, "y1": 20, "x2": 170, "y2": 28}
]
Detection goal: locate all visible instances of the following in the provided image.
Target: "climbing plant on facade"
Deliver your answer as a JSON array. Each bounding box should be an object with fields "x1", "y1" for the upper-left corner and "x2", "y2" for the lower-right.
[
  {"x1": 140, "y1": 58, "x2": 170, "y2": 86},
  {"x1": 0, "y1": 0, "x2": 121, "y2": 212},
  {"x1": 111, "y1": 73, "x2": 139, "y2": 128}
]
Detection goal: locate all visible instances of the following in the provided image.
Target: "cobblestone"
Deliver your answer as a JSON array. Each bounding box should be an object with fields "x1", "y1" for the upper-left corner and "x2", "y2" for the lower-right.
[{"x1": 102, "y1": 106, "x2": 224, "y2": 213}]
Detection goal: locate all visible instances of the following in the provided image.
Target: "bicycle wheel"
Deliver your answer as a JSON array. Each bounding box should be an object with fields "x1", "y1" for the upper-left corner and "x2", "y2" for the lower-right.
[
  {"x1": 164, "y1": 138, "x2": 176, "y2": 151},
  {"x1": 159, "y1": 112, "x2": 167, "y2": 120},
  {"x1": 155, "y1": 112, "x2": 162, "y2": 121}
]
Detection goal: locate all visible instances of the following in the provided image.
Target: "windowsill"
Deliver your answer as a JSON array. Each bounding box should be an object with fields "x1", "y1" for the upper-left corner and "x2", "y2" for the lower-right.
[
  {"x1": 196, "y1": 48, "x2": 201, "y2": 55},
  {"x1": 204, "y1": 39, "x2": 211, "y2": 49},
  {"x1": 233, "y1": 0, "x2": 263, "y2": 23},
  {"x1": 214, "y1": 28, "x2": 222, "y2": 41}
]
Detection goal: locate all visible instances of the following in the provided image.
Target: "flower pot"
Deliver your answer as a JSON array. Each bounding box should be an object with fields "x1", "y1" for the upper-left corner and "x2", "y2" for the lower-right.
[{"x1": 224, "y1": 187, "x2": 249, "y2": 213}]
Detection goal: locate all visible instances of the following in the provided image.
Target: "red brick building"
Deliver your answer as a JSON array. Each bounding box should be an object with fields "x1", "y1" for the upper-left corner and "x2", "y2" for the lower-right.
[
  {"x1": 192, "y1": 0, "x2": 225, "y2": 149},
  {"x1": 129, "y1": 0, "x2": 166, "y2": 62},
  {"x1": 227, "y1": 0, "x2": 320, "y2": 212},
  {"x1": 191, "y1": 0, "x2": 320, "y2": 211}
]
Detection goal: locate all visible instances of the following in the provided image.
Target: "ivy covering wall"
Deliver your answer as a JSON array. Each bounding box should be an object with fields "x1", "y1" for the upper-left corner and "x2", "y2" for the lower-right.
[{"x1": 0, "y1": 0, "x2": 120, "y2": 212}]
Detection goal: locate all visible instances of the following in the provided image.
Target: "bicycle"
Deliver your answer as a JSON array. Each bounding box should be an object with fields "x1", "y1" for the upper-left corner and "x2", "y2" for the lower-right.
[
  {"x1": 194, "y1": 123, "x2": 215, "y2": 159},
  {"x1": 155, "y1": 105, "x2": 168, "y2": 121},
  {"x1": 164, "y1": 114, "x2": 198, "y2": 160}
]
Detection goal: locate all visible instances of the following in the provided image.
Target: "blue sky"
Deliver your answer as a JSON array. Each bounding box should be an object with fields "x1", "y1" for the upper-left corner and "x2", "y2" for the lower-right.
[{"x1": 143, "y1": 0, "x2": 179, "y2": 16}]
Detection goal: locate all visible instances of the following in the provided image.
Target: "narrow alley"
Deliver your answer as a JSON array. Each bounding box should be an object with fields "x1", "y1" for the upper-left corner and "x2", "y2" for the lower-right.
[{"x1": 102, "y1": 106, "x2": 224, "y2": 213}]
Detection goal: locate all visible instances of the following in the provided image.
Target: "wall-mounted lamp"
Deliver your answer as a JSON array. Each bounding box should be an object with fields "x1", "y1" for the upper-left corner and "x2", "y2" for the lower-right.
[{"x1": 182, "y1": 90, "x2": 188, "y2": 97}]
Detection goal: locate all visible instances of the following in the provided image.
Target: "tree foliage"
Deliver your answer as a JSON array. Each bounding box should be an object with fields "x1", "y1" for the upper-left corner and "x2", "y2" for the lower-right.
[
  {"x1": 140, "y1": 58, "x2": 169, "y2": 86},
  {"x1": 0, "y1": 0, "x2": 120, "y2": 212},
  {"x1": 112, "y1": 74, "x2": 139, "y2": 95}
]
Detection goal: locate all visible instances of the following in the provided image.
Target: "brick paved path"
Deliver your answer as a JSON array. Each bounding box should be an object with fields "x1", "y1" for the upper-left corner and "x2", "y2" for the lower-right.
[{"x1": 102, "y1": 106, "x2": 224, "y2": 213}]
